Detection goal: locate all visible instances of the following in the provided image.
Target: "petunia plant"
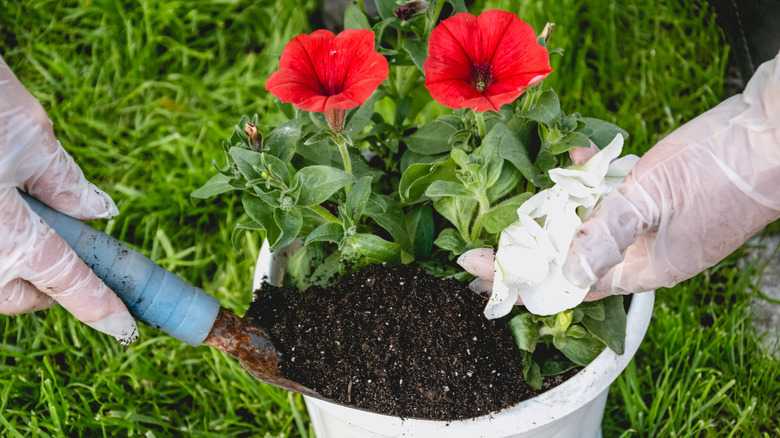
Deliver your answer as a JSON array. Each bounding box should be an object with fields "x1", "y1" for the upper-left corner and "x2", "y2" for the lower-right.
[{"x1": 193, "y1": 1, "x2": 636, "y2": 389}]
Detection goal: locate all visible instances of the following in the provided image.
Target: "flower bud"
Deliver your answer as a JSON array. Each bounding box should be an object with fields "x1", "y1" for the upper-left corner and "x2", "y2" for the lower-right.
[
  {"x1": 244, "y1": 123, "x2": 263, "y2": 151},
  {"x1": 394, "y1": 1, "x2": 428, "y2": 21}
]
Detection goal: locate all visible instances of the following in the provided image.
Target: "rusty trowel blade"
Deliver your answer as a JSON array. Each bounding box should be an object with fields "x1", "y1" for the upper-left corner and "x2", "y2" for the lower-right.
[{"x1": 203, "y1": 307, "x2": 327, "y2": 400}]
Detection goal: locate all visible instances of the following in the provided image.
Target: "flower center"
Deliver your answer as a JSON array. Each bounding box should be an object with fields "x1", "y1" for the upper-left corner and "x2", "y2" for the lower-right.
[{"x1": 471, "y1": 63, "x2": 492, "y2": 93}]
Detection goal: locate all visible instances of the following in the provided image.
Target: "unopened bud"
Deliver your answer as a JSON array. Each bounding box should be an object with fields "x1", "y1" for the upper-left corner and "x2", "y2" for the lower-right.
[
  {"x1": 394, "y1": 1, "x2": 428, "y2": 21},
  {"x1": 538, "y1": 22, "x2": 555, "y2": 48},
  {"x1": 244, "y1": 123, "x2": 263, "y2": 151}
]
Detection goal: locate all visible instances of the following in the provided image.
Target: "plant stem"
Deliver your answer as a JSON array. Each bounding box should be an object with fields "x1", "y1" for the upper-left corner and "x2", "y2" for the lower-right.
[
  {"x1": 470, "y1": 191, "x2": 490, "y2": 244},
  {"x1": 309, "y1": 204, "x2": 341, "y2": 224},
  {"x1": 475, "y1": 111, "x2": 486, "y2": 138},
  {"x1": 333, "y1": 134, "x2": 352, "y2": 194},
  {"x1": 399, "y1": 67, "x2": 420, "y2": 99},
  {"x1": 424, "y1": 0, "x2": 445, "y2": 37}
]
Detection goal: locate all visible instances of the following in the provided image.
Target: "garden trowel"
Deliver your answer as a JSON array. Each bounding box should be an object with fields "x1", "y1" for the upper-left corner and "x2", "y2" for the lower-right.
[{"x1": 21, "y1": 191, "x2": 327, "y2": 401}]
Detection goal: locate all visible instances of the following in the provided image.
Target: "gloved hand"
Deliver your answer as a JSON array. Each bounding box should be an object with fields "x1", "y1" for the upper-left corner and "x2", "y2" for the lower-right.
[
  {"x1": 0, "y1": 55, "x2": 138, "y2": 345},
  {"x1": 562, "y1": 50, "x2": 780, "y2": 297}
]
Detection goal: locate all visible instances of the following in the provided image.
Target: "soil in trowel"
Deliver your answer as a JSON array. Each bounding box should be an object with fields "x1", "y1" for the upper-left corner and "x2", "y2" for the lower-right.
[{"x1": 246, "y1": 263, "x2": 574, "y2": 420}]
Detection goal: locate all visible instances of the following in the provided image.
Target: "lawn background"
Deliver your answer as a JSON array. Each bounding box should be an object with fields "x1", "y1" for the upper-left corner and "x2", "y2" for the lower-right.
[{"x1": 1, "y1": 0, "x2": 778, "y2": 436}]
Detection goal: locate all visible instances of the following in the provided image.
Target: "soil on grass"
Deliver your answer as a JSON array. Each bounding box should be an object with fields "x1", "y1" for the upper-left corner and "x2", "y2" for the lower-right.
[{"x1": 246, "y1": 262, "x2": 578, "y2": 421}]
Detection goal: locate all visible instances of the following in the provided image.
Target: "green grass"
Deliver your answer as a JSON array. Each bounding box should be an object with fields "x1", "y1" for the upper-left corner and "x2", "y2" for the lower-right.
[{"x1": 1, "y1": 0, "x2": 778, "y2": 436}]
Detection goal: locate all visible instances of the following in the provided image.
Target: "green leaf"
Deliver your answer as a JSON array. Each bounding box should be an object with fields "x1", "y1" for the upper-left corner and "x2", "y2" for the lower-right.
[
  {"x1": 405, "y1": 204, "x2": 434, "y2": 257},
  {"x1": 549, "y1": 131, "x2": 591, "y2": 155},
  {"x1": 508, "y1": 313, "x2": 540, "y2": 353},
  {"x1": 292, "y1": 166, "x2": 354, "y2": 207},
  {"x1": 265, "y1": 118, "x2": 304, "y2": 162},
  {"x1": 242, "y1": 193, "x2": 281, "y2": 249},
  {"x1": 404, "y1": 39, "x2": 427, "y2": 75},
  {"x1": 469, "y1": 130, "x2": 506, "y2": 192},
  {"x1": 371, "y1": 17, "x2": 395, "y2": 43},
  {"x1": 433, "y1": 196, "x2": 477, "y2": 240},
  {"x1": 228, "y1": 116, "x2": 251, "y2": 148},
  {"x1": 540, "y1": 359, "x2": 578, "y2": 376},
  {"x1": 374, "y1": 0, "x2": 399, "y2": 20},
  {"x1": 482, "y1": 193, "x2": 533, "y2": 234},
  {"x1": 272, "y1": 208, "x2": 303, "y2": 251},
  {"x1": 286, "y1": 246, "x2": 312, "y2": 290},
  {"x1": 486, "y1": 164, "x2": 521, "y2": 203},
  {"x1": 449, "y1": 147, "x2": 469, "y2": 168},
  {"x1": 230, "y1": 220, "x2": 264, "y2": 251},
  {"x1": 535, "y1": 148, "x2": 557, "y2": 172},
  {"x1": 581, "y1": 295, "x2": 627, "y2": 354},
  {"x1": 405, "y1": 117, "x2": 460, "y2": 155},
  {"x1": 555, "y1": 311, "x2": 574, "y2": 331},
  {"x1": 304, "y1": 132, "x2": 333, "y2": 145},
  {"x1": 276, "y1": 100, "x2": 295, "y2": 120},
  {"x1": 483, "y1": 156, "x2": 505, "y2": 192},
  {"x1": 262, "y1": 153, "x2": 291, "y2": 186},
  {"x1": 297, "y1": 139, "x2": 336, "y2": 166},
  {"x1": 566, "y1": 324, "x2": 587, "y2": 339},
  {"x1": 433, "y1": 228, "x2": 468, "y2": 254},
  {"x1": 523, "y1": 89, "x2": 561, "y2": 125},
  {"x1": 521, "y1": 350, "x2": 543, "y2": 390},
  {"x1": 477, "y1": 122, "x2": 507, "y2": 158},
  {"x1": 447, "y1": 0, "x2": 468, "y2": 13},
  {"x1": 496, "y1": 123, "x2": 538, "y2": 182},
  {"x1": 345, "y1": 92, "x2": 383, "y2": 138},
  {"x1": 344, "y1": 2, "x2": 370, "y2": 30},
  {"x1": 576, "y1": 300, "x2": 606, "y2": 321},
  {"x1": 395, "y1": 97, "x2": 412, "y2": 125},
  {"x1": 229, "y1": 147, "x2": 263, "y2": 180},
  {"x1": 560, "y1": 113, "x2": 581, "y2": 133},
  {"x1": 343, "y1": 233, "x2": 401, "y2": 264},
  {"x1": 365, "y1": 194, "x2": 415, "y2": 256},
  {"x1": 399, "y1": 156, "x2": 458, "y2": 203},
  {"x1": 417, "y1": 260, "x2": 472, "y2": 280},
  {"x1": 311, "y1": 251, "x2": 341, "y2": 288},
  {"x1": 581, "y1": 117, "x2": 630, "y2": 149},
  {"x1": 305, "y1": 223, "x2": 344, "y2": 245},
  {"x1": 346, "y1": 176, "x2": 373, "y2": 219},
  {"x1": 424, "y1": 180, "x2": 472, "y2": 198},
  {"x1": 553, "y1": 333, "x2": 567, "y2": 350},
  {"x1": 559, "y1": 330, "x2": 605, "y2": 366},
  {"x1": 400, "y1": 149, "x2": 442, "y2": 173},
  {"x1": 252, "y1": 186, "x2": 282, "y2": 209},
  {"x1": 191, "y1": 173, "x2": 242, "y2": 199},
  {"x1": 309, "y1": 111, "x2": 331, "y2": 132}
]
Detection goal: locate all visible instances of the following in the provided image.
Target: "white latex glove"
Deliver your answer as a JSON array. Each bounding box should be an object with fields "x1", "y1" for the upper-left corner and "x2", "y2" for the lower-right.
[
  {"x1": 562, "y1": 51, "x2": 780, "y2": 297},
  {"x1": 0, "y1": 55, "x2": 138, "y2": 345}
]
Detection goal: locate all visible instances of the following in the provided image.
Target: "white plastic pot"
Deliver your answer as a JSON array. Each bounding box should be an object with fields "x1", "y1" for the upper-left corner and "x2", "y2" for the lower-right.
[{"x1": 254, "y1": 241, "x2": 655, "y2": 438}]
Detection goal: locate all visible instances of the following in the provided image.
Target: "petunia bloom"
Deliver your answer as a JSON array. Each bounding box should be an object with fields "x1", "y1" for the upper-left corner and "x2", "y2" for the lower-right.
[
  {"x1": 487, "y1": 135, "x2": 638, "y2": 318},
  {"x1": 265, "y1": 29, "x2": 388, "y2": 132},
  {"x1": 424, "y1": 10, "x2": 553, "y2": 112}
]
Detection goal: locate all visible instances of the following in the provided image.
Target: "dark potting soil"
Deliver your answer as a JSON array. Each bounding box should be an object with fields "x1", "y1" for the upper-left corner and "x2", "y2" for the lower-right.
[{"x1": 246, "y1": 263, "x2": 576, "y2": 421}]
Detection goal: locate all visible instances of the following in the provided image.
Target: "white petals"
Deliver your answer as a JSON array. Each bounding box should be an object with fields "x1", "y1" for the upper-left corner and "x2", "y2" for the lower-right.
[
  {"x1": 605, "y1": 154, "x2": 640, "y2": 189},
  {"x1": 486, "y1": 134, "x2": 638, "y2": 317}
]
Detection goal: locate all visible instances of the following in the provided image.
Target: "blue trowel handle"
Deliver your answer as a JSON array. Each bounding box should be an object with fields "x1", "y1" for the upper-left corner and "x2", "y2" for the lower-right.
[{"x1": 21, "y1": 191, "x2": 220, "y2": 347}]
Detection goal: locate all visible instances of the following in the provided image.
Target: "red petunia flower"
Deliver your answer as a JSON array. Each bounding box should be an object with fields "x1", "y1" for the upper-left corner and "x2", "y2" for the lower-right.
[
  {"x1": 424, "y1": 10, "x2": 553, "y2": 112},
  {"x1": 265, "y1": 29, "x2": 388, "y2": 132}
]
